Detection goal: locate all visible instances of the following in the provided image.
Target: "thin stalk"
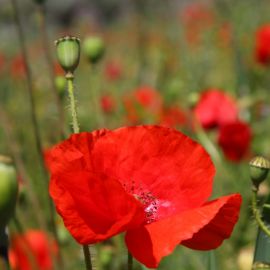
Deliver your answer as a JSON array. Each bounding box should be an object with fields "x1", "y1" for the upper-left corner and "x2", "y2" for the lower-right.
[
  {"x1": 89, "y1": 65, "x2": 105, "y2": 128},
  {"x1": 206, "y1": 251, "x2": 217, "y2": 270},
  {"x1": 0, "y1": 106, "x2": 46, "y2": 230},
  {"x1": 10, "y1": 0, "x2": 61, "y2": 266},
  {"x1": 66, "y1": 75, "x2": 94, "y2": 270},
  {"x1": 10, "y1": 0, "x2": 45, "y2": 177},
  {"x1": 128, "y1": 251, "x2": 133, "y2": 270},
  {"x1": 67, "y1": 77, "x2": 80, "y2": 133},
  {"x1": 83, "y1": 245, "x2": 93, "y2": 270},
  {"x1": 0, "y1": 230, "x2": 9, "y2": 269},
  {"x1": 251, "y1": 187, "x2": 270, "y2": 238},
  {"x1": 38, "y1": 5, "x2": 66, "y2": 139},
  {"x1": 252, "y1": 191, "x2": 270, "y2": 269}
]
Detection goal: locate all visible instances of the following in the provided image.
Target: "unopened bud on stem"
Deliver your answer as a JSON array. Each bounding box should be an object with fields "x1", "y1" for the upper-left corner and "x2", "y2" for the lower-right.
[
  {"x1": 83, "y1": 36, "x2": 105, "y2": 64},
  {"x1": 55, "y1": 36, "x2": 80, "y2": 78},
  {"x1": 0, "y1": 156, "x2": 18, "y2": 230},
  {"x1": 249, "y1": 156, "x2": 270, "y2": 188}
]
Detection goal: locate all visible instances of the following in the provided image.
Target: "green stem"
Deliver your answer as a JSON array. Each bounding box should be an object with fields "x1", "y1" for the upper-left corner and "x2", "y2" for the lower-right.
[
  {"x1": 0, "y1": 107, "x2": 46, "y2": 230},
  {"x1": 67, "y1": 77, "x2": 80, "y2": 133},
  {"x1": 251, "y1": 187, "x2": 270, "y2": 238},
  {"x1": 0, "y1": 229, "x2": 9, "y2": 269},
  {"x1": 66, "y1": 74, "x2": 94, "y2": 269},
  {"x1": 89, "y1": 65, "x2": 105, "y2": 128},
  {"x1": 10, "y1": 0, "x2": 44, "y2": 175},
  {"x1": 38, "y1": 4, "x2": 66, "y2": 140},
  {"x1": 83, "y1": 245, "x2": 93, "y2": 270},
  {"x1": 128, "y1": 251, "x2": 133, "y2": 270},
  {"x1": 10, "y1": 0, "x2": 60, "y2": 261}
]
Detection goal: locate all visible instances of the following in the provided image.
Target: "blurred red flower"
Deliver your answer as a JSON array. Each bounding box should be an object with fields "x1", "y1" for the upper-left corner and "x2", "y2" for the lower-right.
[
  {"x1": 104, "y1": 60, "x2": 122, "y2": 81},
  {"x1": 9, "y1": 230, "x2": 57, "y2": 270},
  {"x1": 218, "y1": 23, "x2": 232, "y2": 47},
  {"x1": 100, "y1": 95, "x2": 115, "y2": 113},
  {"x1": 54, "y1": 62, "x2": 65, "y2": 76},
  {"x1": 0, "y1": 53, "x2": 5, "y2": 74},
  {"x1": 124, "y1": 86, "x2": 163, "y2": 124},
  {"x1": 11, "y1": 55, "x2": 26, "y2": 79},
  {"x1": 46, "y1": 125, "x2": 241, "y2": 268},
  {"x1": 255, "y1": 24, "x2": 270, "y2": 65},
  {"x1": 180, "y1": 3, "x2": 214, "y2": 46},
  {"x1": 218, "y1": 121, "x2": 252, "y2": 162},
  {"x1": 159, "y1": 106, "x2": 187, "y2": 128},
  {"x1": 194, "y1": 89, "x2": 238, "y2": 129}
]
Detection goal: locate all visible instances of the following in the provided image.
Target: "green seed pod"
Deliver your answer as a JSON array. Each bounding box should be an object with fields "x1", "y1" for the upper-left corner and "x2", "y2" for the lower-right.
[
  {"x1": 0, "y1": 156, "x2": 18, "y2": 230},
  {"x1": 55, "y1": 36, "x2": 80, "y2": 77},
  {"x1": 55, "y1": 75, "x2": 66, "y2": 99},
  {"x1": 249, "y1": 156, "x2": 270, "y2": 187},
  {"x1": 83, "y1": 37, "x2": 105, "y2": 64}
]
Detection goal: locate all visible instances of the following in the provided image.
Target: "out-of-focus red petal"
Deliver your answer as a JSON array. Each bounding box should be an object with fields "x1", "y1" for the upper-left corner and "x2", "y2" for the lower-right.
[
  {"x1": 9, "y1": 230, "x2": 56, "y2": 270},
  {"x1": 194, "y1": 89, "x2": 238, "y2": 129},
  {"x1": 50, "y1": 171, "x2": 144, "y2": 244},
  {"x1": 255, "y1": 25, "x2": 270, "y2": 65},
  {"x1": 91, "y1": 126, "x2": 215, "y2": 215},
  {"x1": 217, "y1": 121, "x2": 252, "y2": 162},
  {"x1": 125, "y1": 193, "x2": 241, "y2": 268}
]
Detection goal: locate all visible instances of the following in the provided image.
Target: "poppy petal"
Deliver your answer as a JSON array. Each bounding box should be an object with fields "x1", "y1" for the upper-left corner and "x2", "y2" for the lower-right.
[
  {"x1": 125, "y1": 193, "x2": 241, "y2": 268},
  {"x1": 50, "y1": 171, "x2": 144, "y2": 244},
  {"x1": 45, "y1": 130, "x2": 109, "y2": 174},
  {"x1": 91, "y1": 125, "x2": 215, "y2": 214}
]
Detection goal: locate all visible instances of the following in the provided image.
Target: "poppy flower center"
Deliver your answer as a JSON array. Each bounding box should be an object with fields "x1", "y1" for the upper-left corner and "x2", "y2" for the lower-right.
[{"x1": 123, "y1": 180, "x2": 159, "y2": 224}]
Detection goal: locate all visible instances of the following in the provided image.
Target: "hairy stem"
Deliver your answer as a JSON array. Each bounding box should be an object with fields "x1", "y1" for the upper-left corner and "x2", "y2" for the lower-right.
[
  {"x1": 67, "y1": 77, "x2": 80, "y2": 133},
  {"x1": 66, "y1": 75, "x2": 95, "y2": 269},
  {"x1": 251, "y1": 187, "x2": 270, "y2": 238}
]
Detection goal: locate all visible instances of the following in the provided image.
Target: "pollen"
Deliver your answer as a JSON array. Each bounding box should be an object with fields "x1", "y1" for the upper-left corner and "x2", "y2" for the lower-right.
[{"x1": 123, "y1": 180, "x2": 159, "y2": 223}]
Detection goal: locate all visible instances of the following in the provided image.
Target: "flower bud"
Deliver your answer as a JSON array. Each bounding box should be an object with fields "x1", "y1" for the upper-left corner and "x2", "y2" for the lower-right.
[
  {"x1": 55, "y1": 36, "x2": 80, "y2": 77},
  {"x1": 55, "y1": 75, "x2": 66, "y2": 99},
  {"x1": 83, "y1": 37, "x2": 105, "y2": 64},
  {"x1": 249, "y1": 156, "x2": 270, "y2": 187},
  {"x1": 0, "y1": 156, "x2": 18, "y2": 230}
]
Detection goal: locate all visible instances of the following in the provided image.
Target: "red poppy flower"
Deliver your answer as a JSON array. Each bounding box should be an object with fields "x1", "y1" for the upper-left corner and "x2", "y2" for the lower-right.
[
  {"x1": 10, "y1": 55, "x2": 26, "y2": 79},
  {"x1": 159, "y1": 106, "x2": 187, "y2": 128},
  {"x1": 255, "y1": 25, "x2": 270, "y2": 65},
  {"x1": 104, "y1": 60, "x2": 122, "y2": 81},
  {"x1": 0, "y1": 53, "x2": 5, "y2": 74},
  {"x1": 194, "y1": 89, "x2": 238, "y2": 129},
  {"x1": 180, "y1": 3, "x2": 214, "y2": 46},
  {"x1": 100, "y1": 95, "x2": 115, "y2": 114},
  {"x1": 218, "y1": 121, "x2": 252, "y2": 162},
  {"x1": 124, "y1": 86, "x2": 163, "y2": 124},
  {"x1": 46, "y1": 125, "x2": 241, "y2": 268},
  {"x1": 54, "y1": 62, "x2": 65, "y2": 76},
  {"x1": 218, "y1": 23, "x2": 232, "y2": 48},
  {"x1": 9, "y1": 230, "x2": 57, "y2": 270}
]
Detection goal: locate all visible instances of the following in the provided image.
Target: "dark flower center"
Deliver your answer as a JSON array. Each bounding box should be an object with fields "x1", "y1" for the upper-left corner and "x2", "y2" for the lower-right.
[{"x1": 123, "y1": 180, "x2": 159, "y2": 224}]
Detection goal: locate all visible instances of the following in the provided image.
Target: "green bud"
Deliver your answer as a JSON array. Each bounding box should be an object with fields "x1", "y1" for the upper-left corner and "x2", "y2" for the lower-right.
[
  {"x1": 0, "y1": 156, "x2": 18, "y2": 230},
  {"x1": 55, "y1": 36, "x2": 80, "y2": 77},
  {"x1": 83, "y1": 37, "x2": 105, "y2": 64},
  {"x1": 249, "y1": 156, "x2": 270, "y2": 187},
  {"x1": 55, "y1": 75, "x2": 66, "y2": 99},
  {"x1": 188, "y1": 92, "x2": 199, "y2": 108}
]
